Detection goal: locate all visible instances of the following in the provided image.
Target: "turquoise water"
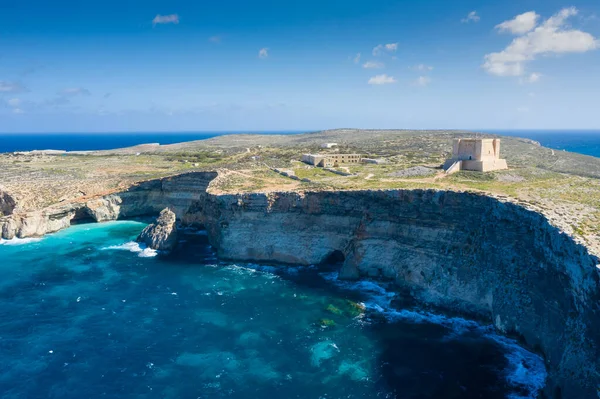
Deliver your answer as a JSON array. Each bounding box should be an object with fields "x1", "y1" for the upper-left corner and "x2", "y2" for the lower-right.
[{"x1": 0, "y1": 221, "x2": 546, "y2": 399}]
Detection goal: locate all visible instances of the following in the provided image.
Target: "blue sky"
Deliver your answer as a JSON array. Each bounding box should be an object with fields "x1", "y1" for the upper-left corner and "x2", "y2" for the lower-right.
[{"x1": 1, "y1": 0, "x2": 599, "y2": 132}]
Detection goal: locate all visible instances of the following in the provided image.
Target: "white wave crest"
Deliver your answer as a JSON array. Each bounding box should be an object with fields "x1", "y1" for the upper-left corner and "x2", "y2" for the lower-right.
[
  {"x1": 492, "y1": 335, "x2": 548, "y2": 399},
  {"x1": 224, "y1": 263, "x2": 310, "y2": 278},
  {"x1": 0, "y1": 237, "x2": 43, "y2": 246},
  {"x1": 102, "y1": 241, "x2": 158, "y2": 258}
]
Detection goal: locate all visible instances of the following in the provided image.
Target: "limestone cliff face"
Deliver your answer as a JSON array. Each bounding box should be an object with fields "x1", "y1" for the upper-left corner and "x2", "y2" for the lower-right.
[
  {"x1": 137, "y1": 208, "x2": 178, "y2": 252},
  {"x1": 201, "y1": 190, "x2": 600, "y2": 399},
  {"x1": 84, "y1": 171, "x2": 217, "y2": 224},
  {"x1": 0, "y1": 172, "x2": 217, "y2": 239},
  {"x1": 0, "y1": 204, "x2": 78, "y2": 240},
  {"x1": 1, "y1": 172, "x2": 600, "y2": 398}
]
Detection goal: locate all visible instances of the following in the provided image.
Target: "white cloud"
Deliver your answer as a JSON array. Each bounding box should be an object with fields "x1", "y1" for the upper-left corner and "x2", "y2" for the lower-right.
[
  {"x1": 368, "y1": 74, "x2": 397, "y2": 85},
  {"x1": 414, "y1": 76, "x2": 432, "y2": 86},
  {"x1": 59, "y1": 87, "x2": 91, "y2": 97},
  {"x1": 209, "y1": 36, "x2": 221, "y2": 43},
  {"x1": 152, "y1": 14, "x2": 179, "y2": 25},
  {"x1": 483, "y1": 7, "x2": 599, "y2": 77},
  {"x1": 373, "y1": 43, "x2": 398, "y2": 56},
  {"x1": 12, "y1": 108, "x2": 24, "y2": 114},
  {"x1": 353, "y1": 53, "x2": 361, "y2": 64},
  {"x1": 496, "y1": 11, "x2": 539, "y2": 35},
  {"x1": 7, "y1": 98, "x2": 21, "y2": 107},
  {"x1": 527, "y1": 72, "x2": 542, "y2": 83},
  {"x1": 462, "y1": 11, "x2": 480, "y2": 23},
  {"x1": 517, "y1": 106, "x2": 530, "y2": 113},
  {"x1": 258, "y1": 48, "x2": 269, "y2": 58},
  {"x1": 0, "y1": 81, "x2": 26, "y2": 93},
  {"x1": 363, "y1": 61, "x2": 384, "y2": 69},
  {"x1": 412, "y1": 64, "x2": 434, "y2": 71}
]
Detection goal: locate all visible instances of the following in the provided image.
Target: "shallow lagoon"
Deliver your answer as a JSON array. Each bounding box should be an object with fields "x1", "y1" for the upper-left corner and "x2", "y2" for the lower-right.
[{"x1": 0, "y1": 221, "x2": 545, "y2": 398}]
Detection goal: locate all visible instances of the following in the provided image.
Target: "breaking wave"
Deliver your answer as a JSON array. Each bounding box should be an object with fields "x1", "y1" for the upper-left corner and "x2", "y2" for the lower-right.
[
  {"x1": 320, "y1": 271, "x2": 547, "y2": 399},
  {"x1": 101, "y1": 241, "x2": 158, "y2": 257},
  {"x1": 0, "y1": 237, "x2": 43, "y2": 246}
]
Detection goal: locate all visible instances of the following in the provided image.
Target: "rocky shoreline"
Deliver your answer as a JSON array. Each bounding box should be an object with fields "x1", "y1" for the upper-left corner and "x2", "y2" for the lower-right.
[{"x1": 1, "y1": 171, "x2": 599, "y2": 398}]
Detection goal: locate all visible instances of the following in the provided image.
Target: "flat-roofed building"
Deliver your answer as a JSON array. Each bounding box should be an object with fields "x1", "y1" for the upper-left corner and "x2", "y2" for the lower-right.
[
  {"x1": 443, "y1": 138, "x2": 508, "y2": 174},
  {"x1": 301, "y1": 153, "x2": 362, "y2": 167}
]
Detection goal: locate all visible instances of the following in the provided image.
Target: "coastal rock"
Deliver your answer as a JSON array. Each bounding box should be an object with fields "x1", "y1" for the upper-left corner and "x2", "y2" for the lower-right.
[
  {"x1": 0, "y1": 208, "x2": 76, "y2": 239},
  {"x1": 0, "y1": 186, "x2": 17, "y2": 217},
  {"x1": 86, "y1": 196, "x2": 122, "y2": 222},
  {"x1": 0, "y1": 171, "x2": 218, "y2": 240},
  {"x1": 1, "y1": 217, "x2": 17, "y2": 239},
  {"x1": 137, "y1": 208, "x2": 178, "y2": 252},
  {"x1": 83, "y1": 172, "x2": 218, "y2": 224}
]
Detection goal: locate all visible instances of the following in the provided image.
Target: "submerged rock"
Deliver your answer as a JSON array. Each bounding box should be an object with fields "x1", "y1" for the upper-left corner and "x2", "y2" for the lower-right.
[{"x1": 137, "y1": 208, "x2": 178, "y2": 252}]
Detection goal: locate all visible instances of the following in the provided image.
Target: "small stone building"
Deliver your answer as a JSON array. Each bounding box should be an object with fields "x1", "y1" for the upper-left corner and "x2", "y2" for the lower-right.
[
  {"x1": 320, "y1": 143, "x2": 338, "y2": 149},
  {"x1": 302, "y1": 153, "x2": 362, "y2": 167},
  {"x1": 443, "y1": 138, "x2": 508, "y2": 174}
]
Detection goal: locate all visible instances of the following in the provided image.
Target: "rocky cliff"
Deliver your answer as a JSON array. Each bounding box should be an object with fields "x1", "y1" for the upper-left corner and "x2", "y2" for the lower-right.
[
  {"x1": 1, "y1": 172, "x2": 599, "y2": 398},
  {"x1": 0, "y1": 171, "x2": 217, "y2": 239},
  {"x1": 201, "y1": 190, "x2": 600, "y2": 399}
]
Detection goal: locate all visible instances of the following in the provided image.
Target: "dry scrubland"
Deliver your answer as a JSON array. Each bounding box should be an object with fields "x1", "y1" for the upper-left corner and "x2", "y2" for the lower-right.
[{"x1": 1, "y1": 129, "x2": 599, "y2": 254}]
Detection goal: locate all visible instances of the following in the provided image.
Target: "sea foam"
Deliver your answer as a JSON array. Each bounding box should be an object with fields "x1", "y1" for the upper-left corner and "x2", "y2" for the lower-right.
[
  {"x1": 102, "y1": 241, "x2": 158, "y2": 258},
  {"x1": 0, "y1": 237, "x2": 43, "y2": 246},
  {"x1": 321, "y1": 271, "x2": 548, "y2": 399}
]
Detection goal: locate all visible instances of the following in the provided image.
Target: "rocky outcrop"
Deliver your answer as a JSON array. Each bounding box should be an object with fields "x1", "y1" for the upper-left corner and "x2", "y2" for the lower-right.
[
  {"x1": 201, "y1": 190, "x2": 600, "y2": 399},
  {"x1": 0, "y1": 205, "x2": 79, "y2": 239},
  {"x1": 83, "y1": 171, "x2": 218, "y2": 224},
  {"x1": 137, "y1": 208, "x2": 178, "y2": 252}
]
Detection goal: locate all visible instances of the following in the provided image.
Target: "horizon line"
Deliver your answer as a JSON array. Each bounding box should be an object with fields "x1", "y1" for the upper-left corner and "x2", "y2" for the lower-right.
[{"x1": 1, "y1": 128, "x2": 600, "y2": 135}]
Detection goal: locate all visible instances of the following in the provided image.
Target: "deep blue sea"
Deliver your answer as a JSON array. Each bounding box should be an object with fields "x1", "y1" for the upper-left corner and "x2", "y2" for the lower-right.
[
  {"x1": 0, "y1": 130, "x2": 599, "y2": 158},
  {"x1": 0, "y1": 221, "x2": 546, "y2": 399},
  {"x1": 484, "y1": 130, "x2": 600, "y2": 158}
]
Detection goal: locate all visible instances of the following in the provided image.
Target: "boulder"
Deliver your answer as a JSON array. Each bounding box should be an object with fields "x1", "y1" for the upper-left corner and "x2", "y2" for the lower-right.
[
  {"x1": 0, "y1": 186, "x2": 17, "y2": 217},
  {"x1": 137, "y1": 208, "x2": 178, "y2": 252}
]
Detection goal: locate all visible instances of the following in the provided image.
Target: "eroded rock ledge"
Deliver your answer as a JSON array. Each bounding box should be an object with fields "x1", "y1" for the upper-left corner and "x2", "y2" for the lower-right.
[{"x1": 1, "y1": 171, "x2": 599, "y2": 398}]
